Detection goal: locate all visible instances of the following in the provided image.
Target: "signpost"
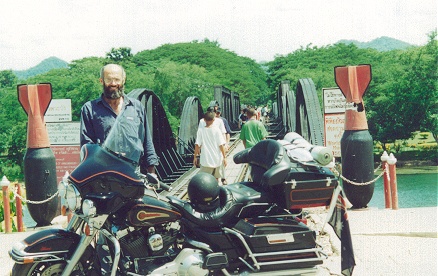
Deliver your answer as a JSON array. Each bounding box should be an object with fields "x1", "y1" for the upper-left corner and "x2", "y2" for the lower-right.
[
  {"x1": 45, "y1": 99, "x2": 80, "y2": 183},
  {"x1": 323, "y1": 88, "x2": 345, "y2": 157}
]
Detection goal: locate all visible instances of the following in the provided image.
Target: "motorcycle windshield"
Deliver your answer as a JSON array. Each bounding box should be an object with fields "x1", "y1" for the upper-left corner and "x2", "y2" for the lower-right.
[{"x1": 102, "y1": 107, "x2": 143, "y2": 165}]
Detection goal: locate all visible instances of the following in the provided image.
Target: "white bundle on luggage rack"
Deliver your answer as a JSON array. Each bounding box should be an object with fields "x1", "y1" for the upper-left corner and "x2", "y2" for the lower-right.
[{"x1": 279, "y1": 132, "x2": 334, "y2": 167}]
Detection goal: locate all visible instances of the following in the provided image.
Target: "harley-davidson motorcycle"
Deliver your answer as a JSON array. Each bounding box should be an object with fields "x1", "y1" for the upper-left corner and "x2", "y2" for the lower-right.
[{"x1": 9, "y1": 108, "x2": 338, "y2": 275}]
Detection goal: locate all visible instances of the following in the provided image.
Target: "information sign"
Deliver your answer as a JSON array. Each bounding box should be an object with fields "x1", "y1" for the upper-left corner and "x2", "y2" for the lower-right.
[
  {"x1": 44, "y1": 99, "x2": 72, "y2": 122},
  {"x1": 51, "y1": 145, "x2": 81, "y2": 182},
  {"x1": 47, "y1": 122, "x2": 80, "y2": 145}
]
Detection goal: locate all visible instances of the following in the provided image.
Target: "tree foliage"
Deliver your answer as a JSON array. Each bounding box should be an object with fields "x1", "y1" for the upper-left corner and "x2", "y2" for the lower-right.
[
  {"x1": 0, "y1": 70, "x2": 17, "y2": 88},
  {"x1": 106, "y1": 47, "x2": 133, "y2": 62}
]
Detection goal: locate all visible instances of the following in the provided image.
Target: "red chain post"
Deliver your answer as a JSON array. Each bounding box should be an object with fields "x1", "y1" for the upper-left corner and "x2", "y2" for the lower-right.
[
  {"x1": 388, "y1": 153, "x2": 399, "y2": 210},
  {"x1": 381, "y1": 151, "x2": 391, "y2": 208},
  {"x1": 1, "y1": 176, "x2": 12, "y2": 233},
  {"x1": 15, "y1": 183, "x2": 24, "y2": 232}
]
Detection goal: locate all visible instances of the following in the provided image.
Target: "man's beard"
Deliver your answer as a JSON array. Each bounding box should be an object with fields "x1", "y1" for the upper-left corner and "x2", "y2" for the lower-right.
[{"x1": 103, "y1": 84, "x2": 124, "y2": 99}]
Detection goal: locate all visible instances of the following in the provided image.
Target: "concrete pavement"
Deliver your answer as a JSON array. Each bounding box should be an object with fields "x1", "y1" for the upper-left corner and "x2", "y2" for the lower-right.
[{"x1": 346, "y1": 206, "x2": 437, "y2": 276}]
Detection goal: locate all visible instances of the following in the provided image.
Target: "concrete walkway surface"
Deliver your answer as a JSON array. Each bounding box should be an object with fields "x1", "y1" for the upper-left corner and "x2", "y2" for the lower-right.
[{"x1": 346, "y1": 206, "x2": 437, "y2": 276}]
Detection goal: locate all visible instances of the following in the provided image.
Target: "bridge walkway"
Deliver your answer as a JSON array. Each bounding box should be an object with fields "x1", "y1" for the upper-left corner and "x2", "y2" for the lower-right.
[{"x1": 161, "y1": 134, "x2": 247, "y2": 199}]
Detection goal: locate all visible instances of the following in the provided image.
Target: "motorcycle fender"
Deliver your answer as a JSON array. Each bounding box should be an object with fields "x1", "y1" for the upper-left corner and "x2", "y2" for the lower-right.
[{"x1": 9, "y1": 228, "x2": 81, "y2": 263}]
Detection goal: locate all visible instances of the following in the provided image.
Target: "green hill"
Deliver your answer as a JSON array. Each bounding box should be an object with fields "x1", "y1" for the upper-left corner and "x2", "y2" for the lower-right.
[
  {"x1": 14, "y1": 56, "x2": 68, "y2": 79},
  {"x1": 336, "y1": 36, "x2": 414, "y2": 51}
]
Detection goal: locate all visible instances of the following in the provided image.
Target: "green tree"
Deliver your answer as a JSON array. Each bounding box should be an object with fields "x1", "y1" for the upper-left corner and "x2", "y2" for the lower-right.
[
  {"x1": 0, "y1": 70, "x2": 17, "y2": 88},
  {"x1": 106, "y1": 47, "x2": 133, "y2": 62},
  {"x1": 367, "y1": 31, "x2": 438, "y2": 144},
  {"x1": 133, "y1": 40, "x2": 269, "y2": 105}
]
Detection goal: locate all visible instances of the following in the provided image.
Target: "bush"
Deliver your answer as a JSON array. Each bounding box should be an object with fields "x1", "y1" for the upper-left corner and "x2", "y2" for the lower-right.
[
  {"x1": 0, "y1": 161, "x2": 23, "y2": 182},
  {"x1": 374, "y1": 147, "x2": 438, "y2": 163}
]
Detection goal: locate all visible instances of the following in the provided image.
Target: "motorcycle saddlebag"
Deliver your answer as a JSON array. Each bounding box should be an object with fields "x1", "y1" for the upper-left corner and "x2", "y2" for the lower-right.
[
  {"x1": 232, "y1": 217, "x2": 323, "y2": 270},
  {"x1": 271, "y1": 163, "x2": 338, "y2": 209}
]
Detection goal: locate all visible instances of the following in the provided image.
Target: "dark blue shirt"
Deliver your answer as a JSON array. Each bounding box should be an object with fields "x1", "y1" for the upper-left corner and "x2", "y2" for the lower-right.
[
  {"x1": 80, "y1": 94, "x2": 159, "y2": 167},
  {"x1": 220, "y1": 116, "x2": 232, "y2": 134}
]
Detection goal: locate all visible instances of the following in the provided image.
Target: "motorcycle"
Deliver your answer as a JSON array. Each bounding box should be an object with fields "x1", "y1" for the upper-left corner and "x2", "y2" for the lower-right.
[{"x1": 9, "y1": 108, "x2": 338, "y2": 275}]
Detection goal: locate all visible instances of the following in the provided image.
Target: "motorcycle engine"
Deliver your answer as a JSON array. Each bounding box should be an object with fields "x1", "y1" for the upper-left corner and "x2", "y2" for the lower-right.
[
  {"x1": 148, "y1": 248, "x2": 209, "y2": 276},
  {"x1": 114, "y1": 225, "x2": 184, "y2": 274},
  {"x1": 118, "y1": 226, "x2": 177, "y2": 258}
]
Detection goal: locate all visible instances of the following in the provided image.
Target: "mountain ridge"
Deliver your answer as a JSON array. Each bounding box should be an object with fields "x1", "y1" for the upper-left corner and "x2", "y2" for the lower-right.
[
  {"x1": 336, "y1": 36, "x2": 414, "y2": 51},
  {"x1": 13, "y1": 37, "x2": 415, "y2": 79},
  {"x1": 13, "y1": 56, "x2": 68, "y2": 80}
]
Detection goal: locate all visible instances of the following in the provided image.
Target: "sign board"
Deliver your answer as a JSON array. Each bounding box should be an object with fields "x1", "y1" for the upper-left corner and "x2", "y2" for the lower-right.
[
  {"x1": 47, "y1": 122, "x2": 80, "y2": 145},
  {"x1": 323, "y1": 88, "x2": 346, "y2": 157},
  {"x1": 45, "y1": 99, "x2": 72, "y2": 122},
  {"x1": 51, "y1": 145, "x2": 81, "y2": 182},
  {"x1": 324, "y1": 114, "x2": 344, "y2": 157},
  {"x1": 323, "y1": 88, "x2": 346, "y2": 114}
]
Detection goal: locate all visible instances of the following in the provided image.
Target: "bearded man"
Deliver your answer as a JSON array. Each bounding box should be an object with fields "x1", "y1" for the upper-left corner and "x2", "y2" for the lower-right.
[{"x1": 79, "y1": 64, "x2": 158, "y2": 173}]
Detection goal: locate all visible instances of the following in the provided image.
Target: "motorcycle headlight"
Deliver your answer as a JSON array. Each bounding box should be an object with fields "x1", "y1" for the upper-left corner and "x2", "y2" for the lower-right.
[
  {"x1": 65, "y1": 184, "x2": 81, "y2": 211},
  {"x1": 82, "y1": 199, "x2": 96, "y2": 217}
]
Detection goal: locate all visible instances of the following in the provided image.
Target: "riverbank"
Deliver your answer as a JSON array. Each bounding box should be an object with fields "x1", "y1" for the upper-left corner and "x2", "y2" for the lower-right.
[{"x1": 385, "y1": 165, "x2": 437, "y2": 175}]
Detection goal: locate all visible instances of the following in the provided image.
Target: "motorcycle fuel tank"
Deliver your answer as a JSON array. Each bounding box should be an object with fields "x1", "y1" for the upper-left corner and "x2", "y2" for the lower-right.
[{"x1": 127, "y1": 197, "x2": 182, "y2": 227}]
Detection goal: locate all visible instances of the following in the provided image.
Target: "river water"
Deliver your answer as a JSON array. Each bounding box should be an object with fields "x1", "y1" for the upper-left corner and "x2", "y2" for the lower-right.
[{"x1": 368, "y1": 173, "x2": 437, "y2": 208}]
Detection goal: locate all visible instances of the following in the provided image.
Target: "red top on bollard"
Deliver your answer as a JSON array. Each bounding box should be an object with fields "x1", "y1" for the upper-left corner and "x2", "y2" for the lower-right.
[
  {"x1": 334, "y1": 65, "x2": 372, "y2": 131},
  {"x1": 18, "y1": 83, "x2": 52, "y2": 148}
]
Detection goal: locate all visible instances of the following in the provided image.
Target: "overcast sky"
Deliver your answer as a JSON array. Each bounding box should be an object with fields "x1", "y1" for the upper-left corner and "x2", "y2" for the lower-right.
[{"x1": 0, "y1": 0, "x2": 436, "y2": 70}]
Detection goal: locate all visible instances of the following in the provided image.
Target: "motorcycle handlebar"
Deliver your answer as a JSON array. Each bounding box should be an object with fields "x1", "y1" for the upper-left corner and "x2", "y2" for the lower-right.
[
  {"x1": 158, "y1": 182, "x2": 172, "y2": 191},
  {"x1": 140, "y1": 173, "x2": 172, "y2": 192}
]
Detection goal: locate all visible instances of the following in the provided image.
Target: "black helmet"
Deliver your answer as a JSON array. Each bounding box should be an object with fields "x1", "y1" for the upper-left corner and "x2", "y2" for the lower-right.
[{"x1": 188, "y1": 173, "x2": 220, "y2": 211}]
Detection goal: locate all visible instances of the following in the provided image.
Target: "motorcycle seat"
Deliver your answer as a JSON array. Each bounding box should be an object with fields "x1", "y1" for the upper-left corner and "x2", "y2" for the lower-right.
[
  {"x1": 167, "y1": 187, "x2": 244, "y2": 228},
  {"x1": 233, "y1": 139, "x2": 291, "y2": 188}
]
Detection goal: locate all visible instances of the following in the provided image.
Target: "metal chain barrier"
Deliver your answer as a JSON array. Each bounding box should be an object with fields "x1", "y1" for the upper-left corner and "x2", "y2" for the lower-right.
[
  {"x1": 11, "y1": 185, "x2": 59, "y2": 204},
  {"x1": 331, "y1": 162, "x2": 389, "y2": 186}
]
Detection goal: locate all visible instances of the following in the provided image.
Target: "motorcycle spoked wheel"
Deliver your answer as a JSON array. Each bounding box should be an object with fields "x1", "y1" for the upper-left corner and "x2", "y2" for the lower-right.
[{"x1": 11, "y1": 246, "x2": 100, "y2": 276}]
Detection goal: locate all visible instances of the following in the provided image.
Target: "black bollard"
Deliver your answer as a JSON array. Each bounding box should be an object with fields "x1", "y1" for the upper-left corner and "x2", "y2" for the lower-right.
[
  {"x1": 335, "y1": 65, "x2": 374, "y2": 208},
  {"x1": 23, "y1": 148, "x2": 58, "y2": 226},
  {"x1": 18, "y1": 84, "x2": 59, "y2": 226},
  {"x1": 341, "y1": 130, "x2": 375, "y2": 207}
]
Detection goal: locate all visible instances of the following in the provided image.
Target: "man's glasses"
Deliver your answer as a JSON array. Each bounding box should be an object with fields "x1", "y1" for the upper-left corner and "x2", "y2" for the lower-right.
[{"x1": 104, "y1": 78, "x2": 123, "y2": 84}]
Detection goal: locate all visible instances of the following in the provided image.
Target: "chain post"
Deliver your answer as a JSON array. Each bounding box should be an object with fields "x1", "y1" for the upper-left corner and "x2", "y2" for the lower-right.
[
  {"x1": 380, "y1": 151, "x2": 392, "y2": 208},
  {"x1": 388, "y1": 153, "x2": 399, "y2": 210},
  {"x1": 15, "y1": 183, "x2": 24, "y2": 232},
  {"x1": 1, "y1": 176, "x2": 12, "y2": 233}
]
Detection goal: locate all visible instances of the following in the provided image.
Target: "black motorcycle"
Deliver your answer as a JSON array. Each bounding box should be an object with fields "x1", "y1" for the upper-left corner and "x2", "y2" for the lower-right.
[{"x1": 9, "y1": 109, "x2": 338, "y2": 275}]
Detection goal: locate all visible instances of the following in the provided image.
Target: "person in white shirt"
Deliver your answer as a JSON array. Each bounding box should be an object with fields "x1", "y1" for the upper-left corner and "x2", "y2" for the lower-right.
[{"x1": 193, "y1": 111, "x2": 227, "y2": 180}]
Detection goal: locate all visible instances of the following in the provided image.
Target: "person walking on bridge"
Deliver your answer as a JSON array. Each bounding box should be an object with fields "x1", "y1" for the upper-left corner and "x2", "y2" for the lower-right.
[
  {"x1": 193, "y1": 111, "x2": 227, "y2": 182},
  {"x1": 239, "y1": 108, "x2": 268, "y2": 149},
  {"x1": 216, "y1": 107, "x2": 231, "y2": 185}
]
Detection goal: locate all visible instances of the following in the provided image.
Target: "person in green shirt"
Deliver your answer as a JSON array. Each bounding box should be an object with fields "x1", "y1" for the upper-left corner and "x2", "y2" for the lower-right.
[{"x1": 240, "y1": 108, "x2": 269, "y2": 148}]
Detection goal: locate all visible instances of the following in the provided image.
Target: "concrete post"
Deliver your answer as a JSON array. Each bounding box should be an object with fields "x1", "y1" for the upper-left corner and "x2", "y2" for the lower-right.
[
  {"x1": 1, "y1": 176, "x2": 12, "y2": 233},
  {"x1": 380, "y1": 151, "x2": 391, "y2": 208},
  {"x1": 388, "y1": 153, "x2": 399, "y2": 210}
]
